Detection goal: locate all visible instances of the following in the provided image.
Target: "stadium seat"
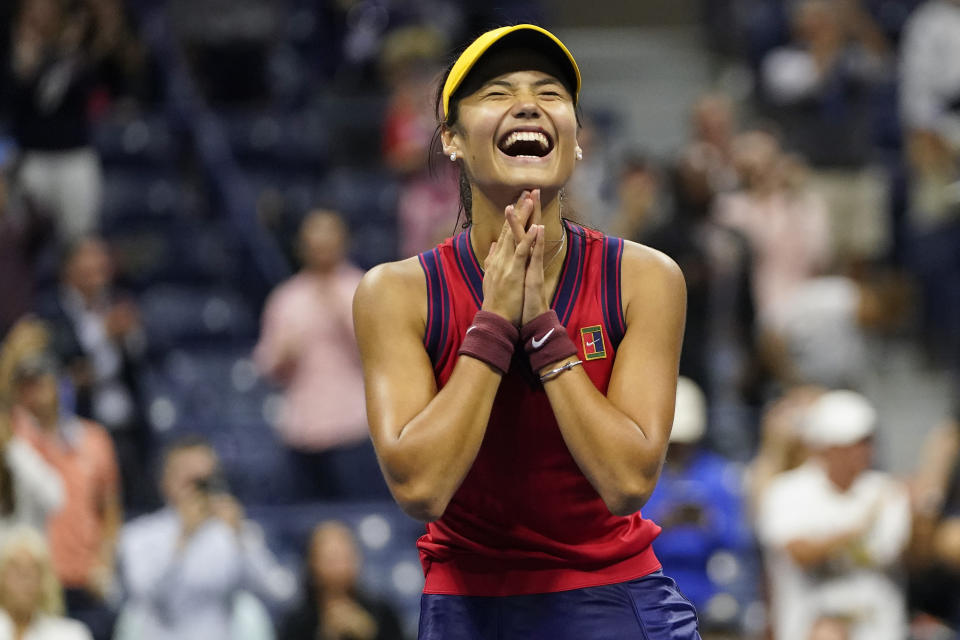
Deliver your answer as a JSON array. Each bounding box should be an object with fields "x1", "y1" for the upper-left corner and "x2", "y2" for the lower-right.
[
  {"x1": 139, "y1": 286, "x2": 257, "y2": 352},
  {"x1": 93, "y1": 112, "x2": 178, "y2": 168}
]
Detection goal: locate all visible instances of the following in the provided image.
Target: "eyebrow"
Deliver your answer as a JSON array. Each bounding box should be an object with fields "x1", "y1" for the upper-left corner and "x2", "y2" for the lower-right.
[{"x1": 483, "y1": 78, "x2": 566, "y2": 90}]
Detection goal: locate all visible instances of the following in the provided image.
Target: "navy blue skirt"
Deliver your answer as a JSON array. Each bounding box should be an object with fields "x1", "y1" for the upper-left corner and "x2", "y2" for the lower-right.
[{"x1": 418, "y1": 570, "x2": 701, "y2": 639}]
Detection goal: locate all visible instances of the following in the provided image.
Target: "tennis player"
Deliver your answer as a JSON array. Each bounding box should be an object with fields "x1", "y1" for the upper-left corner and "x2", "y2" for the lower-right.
[{"x1": 353, "y1": 24, "x2": 698, "y2": 639}]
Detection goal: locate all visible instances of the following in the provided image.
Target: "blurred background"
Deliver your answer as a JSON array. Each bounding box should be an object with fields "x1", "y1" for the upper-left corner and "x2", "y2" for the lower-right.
[{"x1": 0, "y1": 0, "x2": 958, "y2": 639}]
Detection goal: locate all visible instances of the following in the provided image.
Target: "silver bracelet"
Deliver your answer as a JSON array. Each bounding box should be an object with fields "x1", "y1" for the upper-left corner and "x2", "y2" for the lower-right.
[{"x1": 539, "y1": 359, "x2": 583, "y2": 383}]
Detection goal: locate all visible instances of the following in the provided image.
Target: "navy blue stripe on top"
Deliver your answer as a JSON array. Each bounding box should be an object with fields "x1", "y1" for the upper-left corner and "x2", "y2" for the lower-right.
[
  {"x1": 601, "y1": 235, "x2": 627, "y2": 349},
  {"x1": 450, "y1": 220, "x2": 585, "y2": 326},
  {"x1": 452, "y1": 231, "x2": 484, "y2": 308},
  {"x1": 418, "y1": 248, "x2": 449, "y2": 365},
  {"x1": 552, "y1": 221, "x2": 586, "y2": 325}
]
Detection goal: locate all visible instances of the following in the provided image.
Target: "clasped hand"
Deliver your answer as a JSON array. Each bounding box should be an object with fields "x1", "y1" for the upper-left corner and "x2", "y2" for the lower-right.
[{"x1": 480, "y1": 189, "x2": 549, "y2": 326}]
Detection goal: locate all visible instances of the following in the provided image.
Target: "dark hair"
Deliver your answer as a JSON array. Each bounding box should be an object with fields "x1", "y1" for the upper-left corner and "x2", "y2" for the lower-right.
[
  {"x1": 428, "y1": 55, "x2": 473, "y2": 232},
  {"x1": 427, "y1": 31, "x2": 583, "y2": 232},
  {"x1": 161, "y1": 433, "x2": 215, "y2": 467},
  {"x1": 0, "y1": 401, "x2": 14, "y2": 517}
]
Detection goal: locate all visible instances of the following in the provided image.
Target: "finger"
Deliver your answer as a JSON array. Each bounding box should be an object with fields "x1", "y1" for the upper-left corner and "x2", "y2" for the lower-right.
[
  {"x1": 506, "y1": 202, "x2": 526, "y2": 244},
  {"x1": 497, "y1": 210, "x2": 514, "y2": 249},
  {"x1": 514, "y1": 221, "x2": 539, "y2": 258},
  {"x1": 530, "y1": 189, "x2": 542, "y2": 227},
  {"x1": 529, "y1": 225, "x2": 545, "y2": 276},
  {"x1": 513, "y1": 190, "x2": 534, "y2": 230},
  {"x1": 484, "y1": 241, "x2": 498, "y2": 269},
  {"x1": 525, "y1": 226, "x2": 545, "y2": 292}
]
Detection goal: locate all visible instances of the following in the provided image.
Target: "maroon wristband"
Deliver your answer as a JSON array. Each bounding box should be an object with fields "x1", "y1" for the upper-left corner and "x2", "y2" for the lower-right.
[
  {"x1": 521, "y1": 310, "x2": 577, "y2": 372},
  {"x1": 458, "y1": 310, "x2": 519, "y2": 374}
]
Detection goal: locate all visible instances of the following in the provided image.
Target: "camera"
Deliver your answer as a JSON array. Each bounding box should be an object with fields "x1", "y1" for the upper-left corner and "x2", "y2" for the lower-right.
[{"x1": 194, "y1": 473, "x2": 230, "y2": 495}]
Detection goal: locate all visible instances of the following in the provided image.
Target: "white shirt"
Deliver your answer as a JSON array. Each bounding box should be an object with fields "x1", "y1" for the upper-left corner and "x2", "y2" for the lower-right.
[
  {"x1": 768, "y1": 276, "x2": 868, "y2": 388},
  {"x1": 0, "y1": 611, "x2": 92, "y2": 640},
  {"x1": 0, "y1": 438, "x2": 64, "y2": 542},
  {"x1": 900, "y1": 0, "x2": 960, "y2": 143},
  {"x1": 757, "y1": 461, "x2": 911, "y2": 640},
  {"x1": 118, "y1": 508, "x2": 296, "y2": 640}
]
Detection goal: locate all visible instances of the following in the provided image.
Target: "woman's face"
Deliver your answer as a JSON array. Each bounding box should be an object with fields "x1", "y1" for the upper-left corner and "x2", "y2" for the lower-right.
[
  {"x1": 0, "y1": 549, "x2": 43, "y2": 618},
  {"x1": 444, "y1": 64, "x2": 578, "y2": 201},
  {"x1": 310, "y1": 525, "x2": 359, "y2": 594}
]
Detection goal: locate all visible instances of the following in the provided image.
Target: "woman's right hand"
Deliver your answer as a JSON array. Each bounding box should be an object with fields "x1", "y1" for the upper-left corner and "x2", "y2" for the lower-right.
[{"x1": 480, "y1": 193, "x2": 539, "y2": 325}]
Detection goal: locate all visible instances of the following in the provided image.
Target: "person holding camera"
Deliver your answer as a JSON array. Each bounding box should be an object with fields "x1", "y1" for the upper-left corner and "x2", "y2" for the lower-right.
[{"x1": 116, "y1": 435, "x2": 295, "y2": 640}]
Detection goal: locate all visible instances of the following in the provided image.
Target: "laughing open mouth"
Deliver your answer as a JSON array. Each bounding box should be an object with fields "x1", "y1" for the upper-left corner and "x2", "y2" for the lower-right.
[{"x1": 498, "y1": 128, "x2": 554, "y2": 158}]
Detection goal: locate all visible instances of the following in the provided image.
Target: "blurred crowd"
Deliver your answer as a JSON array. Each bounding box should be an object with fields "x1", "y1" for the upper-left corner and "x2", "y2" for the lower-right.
[{"x1": 0, "y1": 0, "x2": 958, "y2": 639}]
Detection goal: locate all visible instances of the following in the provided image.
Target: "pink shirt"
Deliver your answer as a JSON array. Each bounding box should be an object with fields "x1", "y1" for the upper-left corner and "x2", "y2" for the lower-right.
[
  {"x1": 714, "y1": 188, "x2": 832, "y2": 325},
  {"x1": 13, "y1": 408, "x2": 119, "y2": 589},
  {"x1": 254, "y1": 266, "x2": 368, "y2": 451}
]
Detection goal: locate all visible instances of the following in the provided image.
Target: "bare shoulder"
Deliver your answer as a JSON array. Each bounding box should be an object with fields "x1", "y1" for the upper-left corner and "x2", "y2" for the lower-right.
[
  {"x1": 353, "y1": 256, "x2": 427, "y2": 333},
  {"x1": 619, "y1": 240, "x2": 686, "y2": 315}
]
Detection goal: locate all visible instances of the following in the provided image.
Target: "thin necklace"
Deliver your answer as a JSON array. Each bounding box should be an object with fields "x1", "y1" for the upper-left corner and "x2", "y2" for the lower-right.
[
  {"x1": 473, "y1": 223, "x2": 567, "y2": 272},
  {"x1": 542, "y1": 225, "x2": 567, "y2": 271}
]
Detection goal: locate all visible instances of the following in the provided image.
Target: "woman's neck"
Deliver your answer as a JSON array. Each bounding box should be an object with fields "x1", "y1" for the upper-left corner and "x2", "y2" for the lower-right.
[{"x1": 467, "y1": 186, "x2": 567, "y2": 266}]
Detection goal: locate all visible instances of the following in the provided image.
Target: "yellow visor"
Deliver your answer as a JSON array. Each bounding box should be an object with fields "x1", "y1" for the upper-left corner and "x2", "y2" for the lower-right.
[{"x1": 441, "y1": 24, "x2": 581, "y2": 120}]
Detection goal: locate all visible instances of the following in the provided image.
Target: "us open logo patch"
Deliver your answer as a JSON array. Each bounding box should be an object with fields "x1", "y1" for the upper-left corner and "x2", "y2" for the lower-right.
[{"x1": 580, "y1": 325, "x2": 607, "y2": 360}]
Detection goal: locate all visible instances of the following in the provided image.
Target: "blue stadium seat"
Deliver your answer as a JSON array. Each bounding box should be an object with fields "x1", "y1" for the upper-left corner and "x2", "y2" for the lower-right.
[
  {"x1": 139, "y1": 286, "x2": 257, "y2": 352},
  {"x1": 93, "y1": 112, "x2": 178, "y2": 168},
  {"x1": 316, "y1": 167, "x2": 399, "y2": 224},
  {"x1": 223, "y1": 110, "x2": 329, "y2": 171},
  {"x1": 106, "y1": 220, "x2": 241, "y2": 288},
  {"x1": 100, "y1": 169, "x2": 196, "y2": 228}
]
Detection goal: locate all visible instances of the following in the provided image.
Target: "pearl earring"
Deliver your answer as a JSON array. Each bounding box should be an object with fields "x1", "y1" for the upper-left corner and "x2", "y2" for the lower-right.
[
  {"x1": 449, "y1": 152, "x2": 457, "y2": 161},
  {"x1": 575, "y1": 148, "x2": 583, "y2": 161}
]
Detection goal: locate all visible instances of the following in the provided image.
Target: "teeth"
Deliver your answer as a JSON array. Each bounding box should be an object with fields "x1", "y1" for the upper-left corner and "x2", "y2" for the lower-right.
[{"x1": 504, "y1": 130, "x2": 549, "y2": 150}]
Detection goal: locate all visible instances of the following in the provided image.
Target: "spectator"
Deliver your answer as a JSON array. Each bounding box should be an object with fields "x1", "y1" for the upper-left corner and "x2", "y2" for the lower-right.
[
  {"x1": 764, "y1": 276, "x2": 871, "y2": 389},
  {"x1": 745, "y1": 386, "x2": 822, "y2": 516},
  {"x1": 640, "y1": 377, "x2": 752, "y2": 629},
  {"x1": 760, "y1": 270, "x2": 911, "y2": 389},
  {"x1": 714, "y1": 130, "x2": 832, "y2": 327},
  {"x1": 117, "y1": 435, "x2": 295, "y2": 640},
  {"x1": 83, "y1": 0, "x2": 157, "y2": 108},
  {"x1": 8, "y1": 0, "x2": 103, "y2": 242},
  {"x1": 644, "y1": 145, "x2": 757, "y2": 449},
  {"x1": 608, "y1": 153, "x2": 666, "y2": 242},
  {"x1": 907, "y1": 406, "x2": 960, "y2": 628},
  {"x1": 380, "y1": 26, "x2": 459, "y2": 257},
  {"x1": 280, "y1": 521, "x2": 405, "y2": 640},
  {"x1": 688, "y1": 92, "x2": 739, "y2": 194},
  {"x1": 10, "y1": 355, "x2": 120, "y2": 640},
  {"x1": 760, "y1": 0, "x2": 893, "y2": 261},
  {"x1": 255, "y1": 210, "x2": 387, "y2": 501},
  {"x1": 0, "y1": 525, "x2": 92, "y2": 640},
  {"x1": 0, "y1": 401, "x2": 63, "y2": 542},
  {"x1": 757, "y1": 390, "x2": 911, "y2": 640},
  {"x1": 39, "y1": 236, "x2": 150, "y2": 509},
  {"x1": 0, "y1": 163, "x2": 49, "y2": 341},
  {"x1": 899, "y1": 0, "x2": 960, "y2": 231},
  {"x1": 0, "y1": 317, "x2": 50, "y2": 406},
  {"x1": 563, "y1": 116, "x2": 616, "y2": 232}
]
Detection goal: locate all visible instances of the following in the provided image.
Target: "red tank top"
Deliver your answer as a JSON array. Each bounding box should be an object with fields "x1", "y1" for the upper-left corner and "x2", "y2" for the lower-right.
[{"x1": 415, "y1": 221, "x2": 662, "y2": 596}]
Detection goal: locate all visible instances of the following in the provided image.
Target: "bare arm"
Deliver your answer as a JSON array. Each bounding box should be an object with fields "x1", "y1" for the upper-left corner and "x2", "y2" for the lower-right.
[
  {"x1": 538, "y1": 243, "x2": 686, "y2": 515},
  {"x1": 784, "y1": 529, "x2": 864, "y2": 568},
  {"x1": 354, "y1": 215, "x2": 536, "y2": 521}
]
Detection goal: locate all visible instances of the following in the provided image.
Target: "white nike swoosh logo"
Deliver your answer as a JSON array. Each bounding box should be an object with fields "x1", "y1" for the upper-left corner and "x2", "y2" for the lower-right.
[
  {"x1": 531, "y1": 328, "x2": 555, "y2": 349},
  {"x1": 585, "y1": 340, "x2": 595, "y2": 348},
  {"x1": 466, "y1": 326, "x2": 477, "y2": 335}
]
